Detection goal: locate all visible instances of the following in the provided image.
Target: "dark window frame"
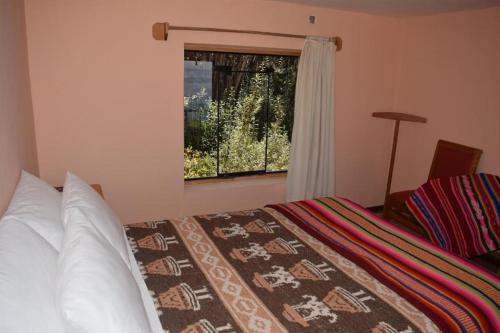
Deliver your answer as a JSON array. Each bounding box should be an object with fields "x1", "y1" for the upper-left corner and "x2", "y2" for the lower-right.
[{"x1": 184, "y1": 49, "x2": 298, "y2": 181}]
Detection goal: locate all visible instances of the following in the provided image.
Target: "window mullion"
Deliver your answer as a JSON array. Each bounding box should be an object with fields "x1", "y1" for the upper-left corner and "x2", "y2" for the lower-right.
[
  {"x1": 216, "y1": 68, "x2": 221, "y2": 176},
  {"x1": 264, "y1": 72, "x2": 271, "y2": 173}
]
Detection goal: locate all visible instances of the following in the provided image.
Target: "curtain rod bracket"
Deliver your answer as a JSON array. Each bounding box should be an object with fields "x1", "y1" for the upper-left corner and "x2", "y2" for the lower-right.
[
  {"x1": 152, "y1": 22, "x2": 342, "y2": 51},
  {"x1": 152, "y1": 22, "x2": 169, "y2": 41}
]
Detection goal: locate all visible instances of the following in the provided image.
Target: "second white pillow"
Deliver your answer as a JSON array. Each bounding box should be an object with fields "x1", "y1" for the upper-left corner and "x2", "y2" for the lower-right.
[
  {"x1": 61, "y1": 172, "x2": 129, "y2": 266},
  {"x1": 56, "y1": 207, "x2": 152, "y2": 333}
]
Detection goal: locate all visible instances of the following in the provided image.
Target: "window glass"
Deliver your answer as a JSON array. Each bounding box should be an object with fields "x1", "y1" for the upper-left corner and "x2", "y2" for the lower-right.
[{"x1": 184, "y1": 51, "x2": 298, "y2": 179}]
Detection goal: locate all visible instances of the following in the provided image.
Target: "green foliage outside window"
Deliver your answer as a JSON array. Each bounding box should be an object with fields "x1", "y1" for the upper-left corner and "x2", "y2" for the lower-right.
[{"x1": 184, "y1": 52, "x2": 298, "y2": 179}]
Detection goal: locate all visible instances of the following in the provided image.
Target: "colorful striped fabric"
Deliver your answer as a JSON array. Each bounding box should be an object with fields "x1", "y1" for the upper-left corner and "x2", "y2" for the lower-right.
[
  {"x1": 405, "y1": 173, "x2": 500, "y2": 258},
  {"x1": 269, "y1": 197, "x2": 500, "y2": 333}
]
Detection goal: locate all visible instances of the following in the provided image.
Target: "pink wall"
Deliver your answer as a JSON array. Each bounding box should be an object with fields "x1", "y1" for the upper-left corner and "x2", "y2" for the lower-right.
[
  {"x1": 1, "y1": 0, "x2": 497, "y2": 320},
  {"x1": 24, "y1": 0, "x2": 400, "y2": 223},
  {"x1": 391, "y1": 7, "x2": 500, "y2": 192},
  {"x1": 24, "y1": 0, "x2": 499, "y2": 223},
  {"x1": 0, "y1": 0, "x2": 38, "y2": 214}
]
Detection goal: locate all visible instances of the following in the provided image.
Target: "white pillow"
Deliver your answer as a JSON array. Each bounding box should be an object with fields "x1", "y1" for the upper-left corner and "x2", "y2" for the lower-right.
[
  {"x1": 2, "y1": 170, "x2": 63, "y2": 251},
  {"x1": 57, "y1": 208, "x2": 152, "y2": 333},
  {"x1": 61, "y1": 171, "x2": 129, "y2": 266},
  {"x1": 0, "y1": 219, "x2": 65, "y2": 333}
]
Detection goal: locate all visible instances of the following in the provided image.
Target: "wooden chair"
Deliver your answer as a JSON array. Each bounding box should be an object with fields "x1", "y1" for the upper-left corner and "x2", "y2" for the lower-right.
[{"x1": 383, "y1": 139, "x2": 482, "y2": 235}]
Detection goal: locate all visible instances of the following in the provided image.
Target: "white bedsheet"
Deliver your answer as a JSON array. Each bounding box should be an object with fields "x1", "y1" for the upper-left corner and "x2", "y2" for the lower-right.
[{"x1": 126, "y1": 237, "x2": 164, "y2": 333}]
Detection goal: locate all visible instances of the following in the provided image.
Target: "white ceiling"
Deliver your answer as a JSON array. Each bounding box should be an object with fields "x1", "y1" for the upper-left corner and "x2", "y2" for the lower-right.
[{"x1": 266, "y1": 0, "x2": 500, "y2": 16}]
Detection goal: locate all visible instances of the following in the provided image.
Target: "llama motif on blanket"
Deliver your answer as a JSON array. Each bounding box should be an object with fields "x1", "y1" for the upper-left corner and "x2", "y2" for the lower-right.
[
  {"x1": 130, "y1": 221, "x2": 165, "y2": 229},
  {"x1": 253, "y1": 260, "x2": 334, "y2": 292},
  {"x1": 143, "y1": 256, "x2": 192, "y2": 276},
  {"x1": 137, "y1": 233, "x2": 178, "y2": 251},
  {"x1": 158, "y1": 283, "x2": 213, "y2": 311},
  {"x1": 283, "y1": 287, "x2": 374, "y2": 327},
  {"x1": 372, "y1": 322, "x2": 414, "y2": 333},
  {"x1": 180, "y1": 319, "x2": 234, "y2": 333},
  {"x1": 230, "y1": 238, "x2": 304, "y2": 262},
  {"x1": 213, "y1": 220, "x2": 279, "y2": 239}
]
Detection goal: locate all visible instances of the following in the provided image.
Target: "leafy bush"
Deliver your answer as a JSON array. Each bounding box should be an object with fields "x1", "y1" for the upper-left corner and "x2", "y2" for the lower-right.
[
  {"x1": 183, "y1": 147, "x2": 216, "y2": 179},
  {"x1": 184, "y1": 55, "x2": 296, "y2": 179}
]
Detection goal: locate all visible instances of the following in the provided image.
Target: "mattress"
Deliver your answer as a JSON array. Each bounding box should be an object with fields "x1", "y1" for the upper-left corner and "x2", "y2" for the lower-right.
[{"x1": 125, "y1": 197, "x2": 499, "y2": 333}]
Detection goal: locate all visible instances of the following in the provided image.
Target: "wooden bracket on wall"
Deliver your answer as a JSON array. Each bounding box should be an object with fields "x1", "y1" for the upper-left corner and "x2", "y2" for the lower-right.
[
  {"x1": 152, "y1": 22, "x2": 169, "y2": 41},
  {"x1": 333, "y1": 37, "x2": 342, "y2": 52}
]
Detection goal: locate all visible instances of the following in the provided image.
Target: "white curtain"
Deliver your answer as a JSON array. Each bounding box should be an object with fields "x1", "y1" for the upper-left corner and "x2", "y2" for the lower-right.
[{"x1": 286, "y1": 36, "x2": 336, "y2": 202}]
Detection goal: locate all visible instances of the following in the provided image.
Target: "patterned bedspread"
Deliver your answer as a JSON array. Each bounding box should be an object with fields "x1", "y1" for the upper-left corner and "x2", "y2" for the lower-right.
[{"x1": 125, "y1": 197, "x2": 499, "y2": 333}]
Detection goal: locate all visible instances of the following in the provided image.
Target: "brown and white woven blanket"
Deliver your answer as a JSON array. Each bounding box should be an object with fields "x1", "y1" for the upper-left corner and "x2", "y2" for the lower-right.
[{"x1": 125, "y1": 197, "x2": 499, "y2": 333}]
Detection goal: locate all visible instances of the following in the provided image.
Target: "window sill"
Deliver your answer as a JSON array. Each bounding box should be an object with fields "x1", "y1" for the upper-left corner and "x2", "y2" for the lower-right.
[{"x1": 184, "y1": 172, "x2": 286, "y2": 187}]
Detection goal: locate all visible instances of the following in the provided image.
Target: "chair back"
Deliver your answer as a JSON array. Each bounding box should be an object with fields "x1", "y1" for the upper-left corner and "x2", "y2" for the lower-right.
[{"x1": 428, "y1": 140, "x2": 482, "y2": 180}]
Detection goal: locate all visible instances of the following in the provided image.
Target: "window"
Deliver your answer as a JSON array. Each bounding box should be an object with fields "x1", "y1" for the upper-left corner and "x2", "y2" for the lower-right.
[{"x1": 184, "y1": 50, "x2": 299, "y2": 180}]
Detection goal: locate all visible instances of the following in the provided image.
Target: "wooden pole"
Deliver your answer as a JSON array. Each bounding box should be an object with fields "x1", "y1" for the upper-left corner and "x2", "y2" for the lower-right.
[
  {"x1": 383, "y1": 120, "x2": 400, "y2": 216},
  {"x1": 152, "y1": 22, "x2": 343, "y2": 52},
  {"x1": 372, "y1": 112, "x2": 427, "y2": 216}
]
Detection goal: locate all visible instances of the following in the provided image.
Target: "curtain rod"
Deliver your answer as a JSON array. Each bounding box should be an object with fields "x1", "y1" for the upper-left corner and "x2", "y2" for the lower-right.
[{"x1": 152, "y1": 22, "x2": 342, "y2": 52}]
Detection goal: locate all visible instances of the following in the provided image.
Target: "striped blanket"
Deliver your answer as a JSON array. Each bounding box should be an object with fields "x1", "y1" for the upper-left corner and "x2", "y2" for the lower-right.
[
  {"x1": 272, "y1": 198, "x2": 500, "y2": 332},
  {"x1": 127, "y1": 197, "x2": 499, "y2": 333},
  {"x1": 405, "y1": 173, "x2": 500, "y2": 258},
  {"x1": 270, "y1": 198, "x2": 499, "y2": 333}
]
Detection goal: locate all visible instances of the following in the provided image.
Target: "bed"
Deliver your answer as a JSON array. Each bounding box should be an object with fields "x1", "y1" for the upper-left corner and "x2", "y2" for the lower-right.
[
  {"x1": 125, "y1": 196, "x2": 499, "y2": 333},
  {"x1": 1, "y1": 172, "x2": 498, "y2": 333}
]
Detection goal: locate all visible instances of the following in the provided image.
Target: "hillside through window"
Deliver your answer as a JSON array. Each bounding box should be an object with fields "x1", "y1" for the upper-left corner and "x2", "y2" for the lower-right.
[{"x1": 184, "y1": 50, "x2": 299, "y2": 180}]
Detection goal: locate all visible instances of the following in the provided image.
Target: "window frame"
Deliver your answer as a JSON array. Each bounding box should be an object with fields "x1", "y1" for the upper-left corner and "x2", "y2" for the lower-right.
[{"x1": 183, "y1": 44, "x2": 300, "y2": 181}]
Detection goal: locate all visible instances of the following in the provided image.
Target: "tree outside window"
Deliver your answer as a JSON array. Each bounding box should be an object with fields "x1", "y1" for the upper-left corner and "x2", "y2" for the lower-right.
[{"x1": 184, "y1": 51, "x2": 298, "y2": 180}]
